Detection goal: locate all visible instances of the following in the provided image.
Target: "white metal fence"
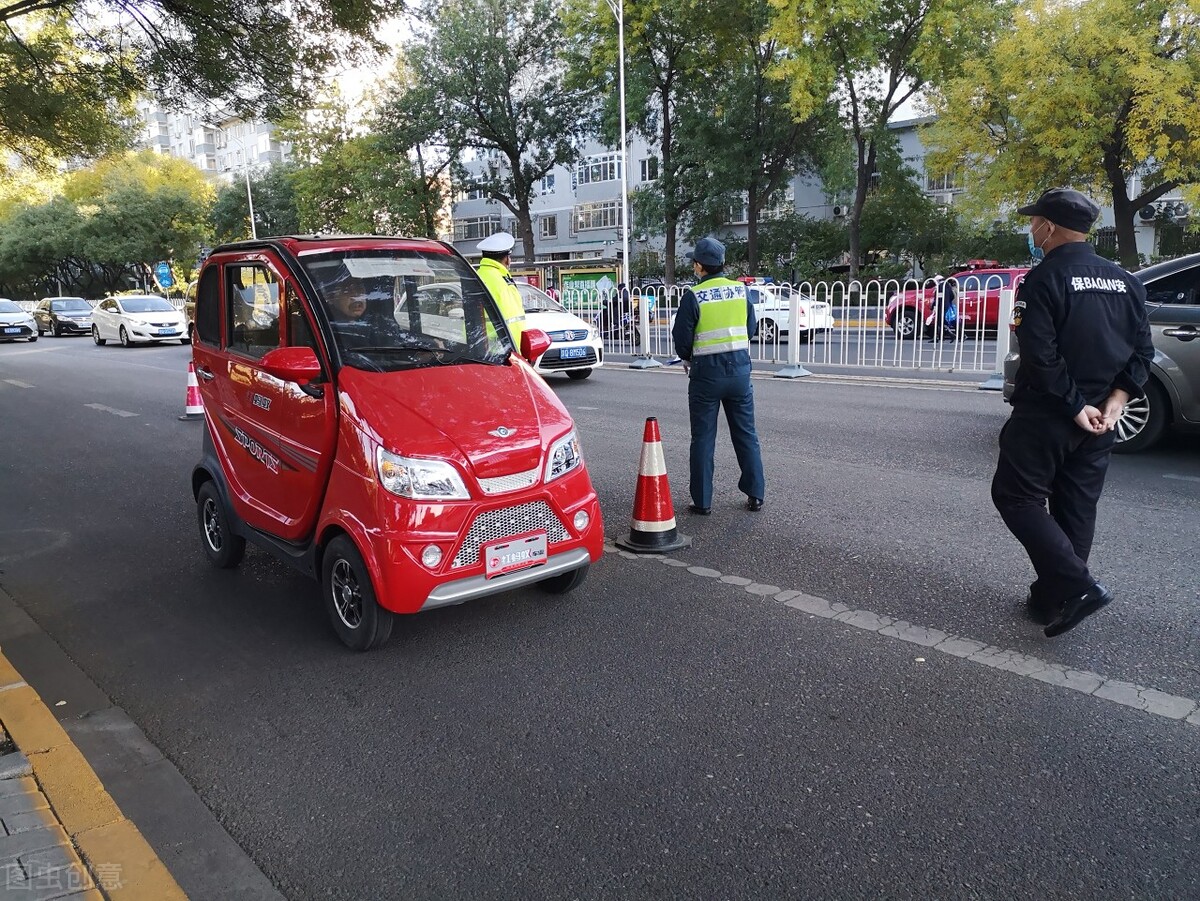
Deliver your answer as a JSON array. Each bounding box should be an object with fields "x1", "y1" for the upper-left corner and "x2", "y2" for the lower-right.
[{"x1": 561, "y1": 276, "x2": 1016, "y2": 374}]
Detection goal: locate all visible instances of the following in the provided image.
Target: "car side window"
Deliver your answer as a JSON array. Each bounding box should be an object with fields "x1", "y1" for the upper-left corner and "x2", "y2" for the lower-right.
[
  {"x1": 226, "y1": 265, "x2": 280, "y2": 360},
  {"x1": 195, "y1": 268, "x2": 220, "y2": 345},
  {"x1": 285, "y1": 285, "x2": 319, "y2": 353},
  {"x1": 1144, "y1": 269, "x2": 1200, "y2": 306}
]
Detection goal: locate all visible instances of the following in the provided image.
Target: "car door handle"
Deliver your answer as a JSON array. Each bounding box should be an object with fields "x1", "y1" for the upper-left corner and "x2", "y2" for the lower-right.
[
  {"x1": 195, "y1": 366, "x2": 215, "y2": 381},
  {"x1": 1163, "y1": 327, "x2": 1198, "y2": 341}
]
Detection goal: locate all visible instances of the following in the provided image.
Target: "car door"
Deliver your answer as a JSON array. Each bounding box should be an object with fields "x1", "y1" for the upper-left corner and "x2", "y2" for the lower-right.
[
  {"x1": 198, "y1": 254, "x2": 337, "y2": 540},
  {"x1": 93, "y1": 299, "x2": 116, "y2": 338},
  {"x1": 33, "y1": 301, "x2": 47, "y2": 332},
  {"x1": 1144, "y1": 265, "x2": 1200, "y2": 424}
]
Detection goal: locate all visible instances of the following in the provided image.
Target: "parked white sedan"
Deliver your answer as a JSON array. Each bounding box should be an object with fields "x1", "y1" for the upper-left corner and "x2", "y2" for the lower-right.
[
  {"x1": 517, "y1": 283, "x2": 604, "y2": 380},
  {"x1": 747, "y1": 284, "x2": 834, "y2": 343},
  {"x1": 91, "y1": 295, "x2": 188, "y2": 347}
]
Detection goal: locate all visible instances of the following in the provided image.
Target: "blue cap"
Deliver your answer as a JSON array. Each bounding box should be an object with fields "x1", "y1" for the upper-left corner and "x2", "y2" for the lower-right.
[{"x1": 687, "y1": 237, "x2": 725, "y2": 268}]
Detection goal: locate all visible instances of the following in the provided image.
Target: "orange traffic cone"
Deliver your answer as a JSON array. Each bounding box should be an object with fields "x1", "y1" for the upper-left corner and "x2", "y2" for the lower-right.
[
  {"x1": 616, "y1": 417, "x2": 691, "y2": 553},
  {"x1": 179, "y1": 361, "x2": 204, "y2": 421}
]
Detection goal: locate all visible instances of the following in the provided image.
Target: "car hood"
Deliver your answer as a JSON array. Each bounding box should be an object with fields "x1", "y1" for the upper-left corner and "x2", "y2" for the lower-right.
[
  {"x1": 525, "y1": 309, "x2": 594, "y2": 335},
  {"x1": 126, "y1": 312, "x2": 183, "y2": 323},
  {"x1": 0, "y1": 313, "x2": 32, "y2": 324},
  {"x1": 338, "y1": 358, "x2": 574, "y2": 480}
]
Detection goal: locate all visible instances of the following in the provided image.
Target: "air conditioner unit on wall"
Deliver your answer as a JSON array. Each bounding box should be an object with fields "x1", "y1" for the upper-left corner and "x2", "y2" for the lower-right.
[
  {"x1": 1138, "y1": 204, "x2": 1158, "y2": 221},
  {"x1": 832, "y1": 205, "x2": 846, "y2": 217}
]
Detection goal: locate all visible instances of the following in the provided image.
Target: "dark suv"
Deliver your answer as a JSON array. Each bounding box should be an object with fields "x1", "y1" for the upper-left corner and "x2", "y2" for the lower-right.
[{"x1": 1003, "y1": 252, "x2": 1200, "y2": 452}]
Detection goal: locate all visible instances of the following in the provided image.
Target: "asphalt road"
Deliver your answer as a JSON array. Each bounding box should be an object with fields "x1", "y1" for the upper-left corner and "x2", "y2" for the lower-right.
[{"x1": 1, "y1": 338, "x2": 1198, "y2": 900}]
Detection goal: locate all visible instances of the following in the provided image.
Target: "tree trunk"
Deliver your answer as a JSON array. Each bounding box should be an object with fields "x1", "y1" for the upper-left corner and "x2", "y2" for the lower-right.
[
  {"x1": 660, "y1": 84, "x2": 676, "y2": 287},
  {"x1": 848, "y1": 137, "x2": 872, "y2": 282},
  {"x1": 516, "y1": 197, "x2": 536, "y2": 265},
  {"x1": 746, "y1": 189, "x2": 760, "y2": 275}
]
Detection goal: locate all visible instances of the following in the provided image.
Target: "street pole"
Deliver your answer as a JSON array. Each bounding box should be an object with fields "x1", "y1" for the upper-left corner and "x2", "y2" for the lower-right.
[{"x1": 243, "y1": 154, "x2": 257, "y2": 240}]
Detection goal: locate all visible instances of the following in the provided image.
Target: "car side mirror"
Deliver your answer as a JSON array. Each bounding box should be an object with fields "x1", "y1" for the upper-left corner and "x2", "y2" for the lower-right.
[
  {"x1": 259, "y1": 346, "x2": 323, "y2": 384},
  {"x1": 520, "y1": 328, "x2": 552, "y2": 363}
]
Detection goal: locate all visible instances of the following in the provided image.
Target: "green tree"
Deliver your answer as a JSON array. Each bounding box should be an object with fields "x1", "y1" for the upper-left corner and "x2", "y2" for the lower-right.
[
  {"x1": 772, "y1": 0, "x2": 1006, "y2": 279},
  {"x1": 925, "y1": 0, "x2": 1200, "y2": 269},
  {"x1": 0, "y1": 198, "x2": 84, "y2": 297},
  {"x1": 564, "y1": 0, "x2": 716, "y2": 283},
  {"x1": 0, "y1": 1, "x2": 402, "y2": 168},
  {"x1": 211, "y1": 164, "x2": 301, "y2": 243},
  {"x1": 388, "y1": 0, "x2": 593, "y2": 261}
]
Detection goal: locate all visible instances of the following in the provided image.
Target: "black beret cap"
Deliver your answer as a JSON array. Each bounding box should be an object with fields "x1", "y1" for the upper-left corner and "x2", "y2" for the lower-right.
[{"x1": 1017, "y1": 188, "x2": 1100, "y2": 233}]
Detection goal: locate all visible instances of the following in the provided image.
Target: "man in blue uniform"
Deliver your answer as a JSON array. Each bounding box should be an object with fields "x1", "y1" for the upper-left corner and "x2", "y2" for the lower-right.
[
  {"x1": 993, "y1": 188, "x2": 1153, "y2": 637},
  {"x1": 671, "y1": 236, "x2": 765, "y2": 515}
]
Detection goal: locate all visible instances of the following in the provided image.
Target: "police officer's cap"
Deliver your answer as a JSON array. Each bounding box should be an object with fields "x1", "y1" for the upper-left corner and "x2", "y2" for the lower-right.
[
  {"x1": 1017, "y1": 188, "x2": 1100, "y2": 233},
  {"x1": 477, "y1": 232, "x2": 516, "y2": 254},
  {"x1": 686, "y1": 236, "x2": 725, "y2": 268}
]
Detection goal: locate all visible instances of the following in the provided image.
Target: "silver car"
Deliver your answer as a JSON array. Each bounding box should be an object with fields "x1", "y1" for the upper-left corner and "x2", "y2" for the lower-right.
[{"x1": 1003, "y1": 252, "x2": 1200, "y2": 452}]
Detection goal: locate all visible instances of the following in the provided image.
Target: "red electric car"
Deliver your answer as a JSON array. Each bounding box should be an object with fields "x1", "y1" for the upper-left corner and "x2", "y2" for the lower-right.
[
  {"x1": 885, "y1": 265, "x2": 1030, "y2": 338},
  {"x1": 189, "y1": 236, "x2": 604, "y2": 650}
]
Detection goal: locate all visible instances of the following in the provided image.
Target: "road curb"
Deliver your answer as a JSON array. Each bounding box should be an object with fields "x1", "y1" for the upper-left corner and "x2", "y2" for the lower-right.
[{"x1": 0, "y1": 652, "x2": 185, "y2": 899}]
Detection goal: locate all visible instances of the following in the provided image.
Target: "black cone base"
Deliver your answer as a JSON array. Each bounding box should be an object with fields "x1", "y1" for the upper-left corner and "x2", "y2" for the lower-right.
[{"x1": 615, "y1": 528, "x2": 692, "y2": 554}]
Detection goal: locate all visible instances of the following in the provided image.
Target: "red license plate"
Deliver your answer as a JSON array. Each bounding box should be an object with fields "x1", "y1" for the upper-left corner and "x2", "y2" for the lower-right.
[{"x1": 483, "y1": 531, "x2": 548, "y2": 578}]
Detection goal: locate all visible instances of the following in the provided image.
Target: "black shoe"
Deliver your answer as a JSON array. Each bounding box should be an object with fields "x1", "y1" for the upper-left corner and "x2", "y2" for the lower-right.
[
  {"x1": 1024, "y1": 587, "x2": 1062, "y2": 626},
  {"x1": 688, "y1": 504, "x2": 711, "y2": 516},
  {"x1": 1044, "y1": 583, "x2": 1112, "y2": 638},
  {"x1": 746, "y1": 497, "x2": 764, "y2": 512}
]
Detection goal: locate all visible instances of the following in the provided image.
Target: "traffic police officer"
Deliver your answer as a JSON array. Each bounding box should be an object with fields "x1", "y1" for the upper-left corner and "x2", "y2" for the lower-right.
[
  {"x1": 475, "y1": 232, "x2": 526, "y2": 346},
  {"x1": 992, "y1": 188, "x2": 1153, "y2": 636},
  {"x1": 671, "y1": 236, "x2": 765, "y2": 515}
]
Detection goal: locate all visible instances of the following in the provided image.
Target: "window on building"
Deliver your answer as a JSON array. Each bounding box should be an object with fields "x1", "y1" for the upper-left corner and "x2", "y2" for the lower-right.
[
  {"x1": 926, "y1": 169, "x2": 964, "y2": 193},
  {"x1": 640, "y1": 157, "x2": 659, "y2": 182},
  {"x1": 573, "y1": 201, "x2": 621, "y2": 232},
  {"x1": 539, "y1": 174, "x2": 556, "y2": 195},
  {"x1": 540, "y1": 216, "x2": 558, "y2": 239},
  {"x1": 574, "y1": 152, "x2": 623, "y2": 186},
  {"x1": 453, "y1": 216, "x2": 503, "y2": 242}
]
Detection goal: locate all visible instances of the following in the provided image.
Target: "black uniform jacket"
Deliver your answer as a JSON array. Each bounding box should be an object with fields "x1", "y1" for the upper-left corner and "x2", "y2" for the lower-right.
[{"x1": 1011, "y1": 242, "x2": 1154, "y2": 418}]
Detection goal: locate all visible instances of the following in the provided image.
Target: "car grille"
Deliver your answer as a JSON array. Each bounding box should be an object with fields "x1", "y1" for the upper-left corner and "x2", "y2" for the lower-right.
[
  {"x1": 539, "y1": 348, "x2": 598, "y2": 370},
  {"x1": 148, "y1": 321, "x2": 177, "y2": 328},
  {"x1": 547, "y1": 329, "x2": 588, "y2": 342},
  {"x1": 452, "y1": 501, "x2": 569, "y2": 568},
  {"x1": 478, "y1": 467, "x2": 541, "y2": 496}
]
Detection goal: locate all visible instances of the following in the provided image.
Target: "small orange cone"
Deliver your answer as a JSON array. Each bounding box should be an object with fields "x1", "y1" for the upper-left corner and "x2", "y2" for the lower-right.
[
  {"x1": 616, "y1": 417, "x2": 691, "y2": 553},
  {"x1": 179, "y1": 361, "x2": 204, "y2": 421}
]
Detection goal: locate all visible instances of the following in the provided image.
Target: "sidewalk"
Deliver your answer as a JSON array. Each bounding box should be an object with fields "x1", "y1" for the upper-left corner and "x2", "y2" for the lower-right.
[{"x1": 0, "y1": 651, "x2": 184, "y2": 900}]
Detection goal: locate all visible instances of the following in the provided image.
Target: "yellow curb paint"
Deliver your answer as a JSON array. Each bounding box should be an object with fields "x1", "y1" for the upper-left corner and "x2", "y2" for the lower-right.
[{"x1": 0, "y1": 649, "x2": 186, "y2": 900}]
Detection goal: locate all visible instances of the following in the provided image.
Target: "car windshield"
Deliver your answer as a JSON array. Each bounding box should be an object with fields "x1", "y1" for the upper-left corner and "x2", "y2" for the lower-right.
[
  {"x1": 303, "y1": 249, "x2": 509, "y2": 372},
  {"x1": 120, "y1": 297, "x2": 175, "y2": 313},
  {"x1": 0, "y1": 300, "x2": 21, "y2": 313},
  {"x1": 50, "y1": 299, "x2": 90, "y2": 311},
  {"x1": 518, "y1": 283, "x2": 564, "y2": 313}
]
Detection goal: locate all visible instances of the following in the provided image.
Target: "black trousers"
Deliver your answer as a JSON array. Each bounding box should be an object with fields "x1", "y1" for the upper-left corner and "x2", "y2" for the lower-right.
[{"x1": 991, "y1": 413, "x2": 1115, "y2": 602}]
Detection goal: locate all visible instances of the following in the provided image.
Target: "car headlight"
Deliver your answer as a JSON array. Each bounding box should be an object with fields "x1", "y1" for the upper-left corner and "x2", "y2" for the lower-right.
[
  {"x1": 376, "y1": 448, "x2": 469, "y2": 500},
  {"x1": 544, "y1": 429, "x2": 583, "y2": 483}
]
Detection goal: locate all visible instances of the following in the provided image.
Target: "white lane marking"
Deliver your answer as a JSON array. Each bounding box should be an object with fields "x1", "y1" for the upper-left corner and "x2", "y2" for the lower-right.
[
  {"x1": 1163, "y1": 473, "x2": 1200, "y2": 484},
  {"x1": 84, "y1": 403, "x2": 138, "y2": 418},
  {"x1": 2, "y1": 379, "x2": 34, "y2": 388},
  {"x1": 576, "y1": 406, "x2": 600, "y2": 411},
  {"x1": 605, "y1": 541, "x2": 1200, "y2": 728}
]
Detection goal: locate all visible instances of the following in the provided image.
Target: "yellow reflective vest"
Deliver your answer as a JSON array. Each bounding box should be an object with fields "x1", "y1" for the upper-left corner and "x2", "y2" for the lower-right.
[
  {"x1": 692, "y1": 277, "x2": 750, "y2": 356},
  {"x1": 476, "y1": 257, "x2": 526, "y2": 346}
]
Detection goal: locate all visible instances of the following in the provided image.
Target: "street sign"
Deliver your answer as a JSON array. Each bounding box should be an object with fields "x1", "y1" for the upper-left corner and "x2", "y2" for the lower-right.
[{"x1": 154, "y1": 261, "x2": 174, "y2": 289}]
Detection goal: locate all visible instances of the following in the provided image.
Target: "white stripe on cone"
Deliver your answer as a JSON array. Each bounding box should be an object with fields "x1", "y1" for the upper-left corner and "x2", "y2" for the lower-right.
[
  {"x1": 637, "y1": 439, "x2": 668, "y2": 478},
  {"x1": 630, "y1": 516, "x2": 678, "y2": 532}
]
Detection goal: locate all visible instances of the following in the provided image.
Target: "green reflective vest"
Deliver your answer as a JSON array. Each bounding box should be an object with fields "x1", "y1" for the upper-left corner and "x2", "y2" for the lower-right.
[
  {"x1": 692, "y1": 277, "x2": 750, "y2": 356},
  {"x1": 476, "y1": 257, "x2": 526, "y2": 346}
]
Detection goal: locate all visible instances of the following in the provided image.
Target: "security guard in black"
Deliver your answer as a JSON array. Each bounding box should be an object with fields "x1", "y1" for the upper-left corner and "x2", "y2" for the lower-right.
[{"x1": 992, "y1": 187, "x2": 1153, "y2": 637}]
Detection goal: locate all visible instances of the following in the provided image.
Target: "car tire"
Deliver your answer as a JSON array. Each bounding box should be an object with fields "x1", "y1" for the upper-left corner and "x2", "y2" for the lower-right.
[
  {"x1": 756, "y1": 319, "x2": 779, "y2": 344},
  {"x1": 536, "y1": 563, "x2": 589, "y2": 595},
  {"x1": 1113, "y1": 378, "x2": 1169, "y2": 454},
  {"x1": 197, "y1": 482, "x2": 246, "y2": 569},
  {"x1": 36, "y1": 326, "x2": 44, "y2": 337},
  {"x1": 892, "y1": 308, "x2": 919, "y2": 339},
  {"x1": 28, "y1": 335, "x2": 36, "y2": 343},
  {"x1": 566, "y1": 368, "x2": 592, "y2": 380},
  {"x1": 92, "y1": 325, "x2": 106, "y2": 346},
  {"x1": 52, "y1": 322, "x2": 61, "y2": 337},
  {"x1": 322, "y1": 536, "x2": 394, "y2": 651},
  {"x1": 119, "y1": 326, "x2": 132, "y2": 347}
]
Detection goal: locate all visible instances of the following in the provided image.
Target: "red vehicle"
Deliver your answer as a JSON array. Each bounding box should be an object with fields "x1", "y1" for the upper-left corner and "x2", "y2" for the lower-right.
[
  {"x1": 189, "y1": 236, "x2": 604, "y2": 650},
  {"x1": 885, "y1": 266, "x2": 1029, "y2": 338}
]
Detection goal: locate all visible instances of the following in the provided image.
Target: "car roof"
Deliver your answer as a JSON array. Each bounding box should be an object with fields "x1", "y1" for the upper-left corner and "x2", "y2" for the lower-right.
[
  {"x1": 1135, "y1": 251, "x2": 1200, "y2": 284},
  {"x1": 209, "y1": 235, "x2": 452, "y2": 258}
]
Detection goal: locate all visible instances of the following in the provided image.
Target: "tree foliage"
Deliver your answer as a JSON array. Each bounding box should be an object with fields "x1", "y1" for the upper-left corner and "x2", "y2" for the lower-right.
[
  {"x1": 211, "y1": 164, "x2": 301, "y2": 243},
  {"x1": 772, "y1": 0, "x2": 1007, "y2": 278},
  {"x1": 0, "y1": 1, "x2": 402, "y2": 168},
  {"x1": 925, "y1": 0, "x2": 1200, "y2": 269},
  {"x1": 386, "y1": 0, "x2": 594, "y2": 261}
]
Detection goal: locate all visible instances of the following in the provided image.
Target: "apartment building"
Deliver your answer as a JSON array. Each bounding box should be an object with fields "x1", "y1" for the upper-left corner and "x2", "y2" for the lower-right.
[{"x1": 133, "y1": 99, "x2": 290, "y2": 182}]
